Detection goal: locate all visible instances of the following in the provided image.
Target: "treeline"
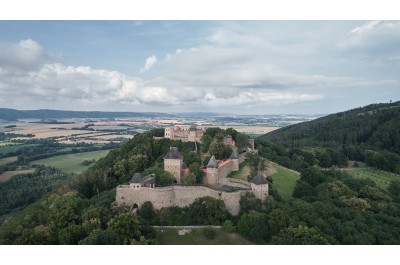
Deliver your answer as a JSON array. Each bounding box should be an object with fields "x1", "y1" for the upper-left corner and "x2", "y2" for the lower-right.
[
  {"x1": 259, "y1": 101, "x2": 400, "y2": 173},
  {"x1": 0, "y1": 166, "x2": 73, "y2": 220}
]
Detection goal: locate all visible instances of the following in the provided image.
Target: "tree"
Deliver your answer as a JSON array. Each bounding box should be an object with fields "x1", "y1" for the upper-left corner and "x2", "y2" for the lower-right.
[
  {"x1": 138, "y1": 201, "x2": 155, "y2": 222},
  {"x1": 200, "y1": 134, "x2": 213, "y2": 153},
  {"x1": 271, "y1": 225, "x2": 333, "y2": 245},
  {"x1": 107, "y1": 213, "x2": 141, "y2": 243},
  {"x1": 188, "y1": 162, "x2": 203, "y2": 183},
  {"x1": 156, "y1": 171, "x2": 175, "y2": 187},
  {"x1": 184, "y1": 152, "x2": 201, "y2": 166},
  {"x1": 246, "y1": 152, "x2": 264, "y2": 174},
  {"x1": 239, "y1": 192, "x2": 262, "y2": 215},
  {"x1": 186, "y1": 197, "x2": 227, "y2": 225},
  {"x1": 182, "y1": 172, "x2": 196, "y2": 185},
  {"x1": 237, "y1": 210, "x2": 269, "y2": 243},
  {"x1": 59, "y1": 224, "x2": 86, "y2": 244},
  {"x1": 209, "y1": 142, "x2": 230, "y2": 160},
  {"x1": 235, "y1": 132, "x2": 250, "y2": 149}
]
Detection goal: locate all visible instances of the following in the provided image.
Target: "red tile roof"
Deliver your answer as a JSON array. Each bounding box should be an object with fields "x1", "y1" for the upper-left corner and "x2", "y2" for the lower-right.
[
  {"x1": 218, "y1": 159, "x2": 232, "y2": 168},
  {"x1": 182, "y1": 168, "x2": 190, "y2": 172}
]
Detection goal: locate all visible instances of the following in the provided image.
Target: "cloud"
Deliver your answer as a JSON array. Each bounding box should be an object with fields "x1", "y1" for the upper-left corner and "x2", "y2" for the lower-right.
[
  {"x1": 336, "y1": 21, "x2": 400, "y2": 60},
  {"x1": 0, "y1": 39, "x2": 47, "y2": 73},
  {"x1": 140, "y1": 55, "x2": 158, "y2": 73}
]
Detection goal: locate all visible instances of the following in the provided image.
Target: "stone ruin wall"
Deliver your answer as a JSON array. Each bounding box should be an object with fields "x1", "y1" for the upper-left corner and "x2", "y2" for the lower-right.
[{"x1": 116, "y1": 185, "x2": 244, "y2": 215}]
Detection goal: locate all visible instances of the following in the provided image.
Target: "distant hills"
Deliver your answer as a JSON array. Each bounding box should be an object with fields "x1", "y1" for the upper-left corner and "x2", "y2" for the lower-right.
[
  {"x1": 259, "y1": 101, "x2": 400, "y2": 154},
  {"x1": 258, "y1": 101, "x2": 400, "y2": 173},
  {"x1": 0, "y1": 108, "x2": 175, "y2": 121}
]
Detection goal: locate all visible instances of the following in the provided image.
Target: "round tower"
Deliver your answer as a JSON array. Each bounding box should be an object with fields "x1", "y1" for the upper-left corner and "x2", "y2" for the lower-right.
[
  {"x1": 205, "y1": 155, "x2": 218, "y2": 187},
  {"x1": 250, "y1": 171, "x2": 269, "y2": 200}
]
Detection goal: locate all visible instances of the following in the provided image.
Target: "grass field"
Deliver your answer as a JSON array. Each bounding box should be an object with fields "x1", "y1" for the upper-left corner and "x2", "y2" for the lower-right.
[
  {"x1": 344, "y1": 167, "x2": 400, "y2": 190},
  {"x1": 155, "y1": 228, "x2": 254, "y2": 245},
  {"x1": 0, "y1": 169, "x2": 35, "y2": 182},
  {"x1": 0, "y1": 144, "x2": 38, "y2": 154},
  {"x1": 0, "y1": 156, "x2": 18, "y2": 166},
  {"x1": 31, "y1": 149, "x2": 111, "y2": 174},
  {"x1": 269, "y1": 162, "x2": 300, "y2": 200}
]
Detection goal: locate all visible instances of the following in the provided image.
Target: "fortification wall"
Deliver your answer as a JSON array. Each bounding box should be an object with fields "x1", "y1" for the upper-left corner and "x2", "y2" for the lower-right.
[
  {"x1": 218, "y1": 161, "x2": 233, "y2": 179},
  {"x1": 116, "y1": 186, "x2": 175, "y2": 209},
  {"x1": 218, "y1": 177, "x2": 251, "y2": 189},
  {"x1": 238, "y1": 153, "x2": 246, "y2": 163},
  {"x1": 116, "y1": 185, "x2": 244, "y2": 215}
]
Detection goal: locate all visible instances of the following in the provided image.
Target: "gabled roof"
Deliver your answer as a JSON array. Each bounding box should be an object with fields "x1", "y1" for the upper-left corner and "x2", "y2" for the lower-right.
[
  {"x1": 251, "y1": 172, "x2": 269, "y2": 185},
  {"x1": 130, "y1": 173, "x2": 142, "y2": 183},
  {"x1": 230, "y1": 150, "x2": 239, "y2": 159},
  {"x1": 207, "y1": 155, "x2": 218, "y2": 168},
  {"x1": 164, "y1": 147, "x2": 182, "y2": 159},
  {"x1": 189, "y1": 125, "x2": 197, "y2": 131}
]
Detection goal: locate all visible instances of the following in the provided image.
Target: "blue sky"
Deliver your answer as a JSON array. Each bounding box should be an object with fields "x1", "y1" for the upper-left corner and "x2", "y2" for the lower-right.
[{"x1": 0, "y1": 20, "x2": 399, "y2": 114}]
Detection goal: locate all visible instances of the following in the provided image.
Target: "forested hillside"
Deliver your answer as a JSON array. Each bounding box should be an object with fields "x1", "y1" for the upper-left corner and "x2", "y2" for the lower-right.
[
  {"x1": 1, "y1": 125, "x2": 400, "y2": 245},
  {"x1": 259, "y1": 101, "x2": 400, "y2": 173}
]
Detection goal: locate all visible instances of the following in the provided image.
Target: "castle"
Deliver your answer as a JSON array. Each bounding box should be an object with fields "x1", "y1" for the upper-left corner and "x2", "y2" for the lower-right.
[
  {"x1": 164, "y1": 125, "x2": 205, "y2": 142},
  {"x1": 116, "y1": 146, "x2": 269, "y2": 215}
]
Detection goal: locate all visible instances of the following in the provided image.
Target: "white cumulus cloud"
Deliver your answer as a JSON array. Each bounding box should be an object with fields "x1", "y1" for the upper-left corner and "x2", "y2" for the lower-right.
[{"x1": 140, "y1": 55, "x2": 158, "y2": 73}]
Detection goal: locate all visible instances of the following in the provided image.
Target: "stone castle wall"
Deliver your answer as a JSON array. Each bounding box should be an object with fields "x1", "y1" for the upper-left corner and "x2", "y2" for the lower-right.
[
  {"x1": 116, "y1": 185, "x2": 245, "y2": 215},
  {"x1": 218, "y1": 177, "x2": 250, "y2": 189},
  {"x1": 238, "y1": 153, "x2": 246, "y2": 163},
  {"x1": 217, "y1": 161, "x2": 233, "y2": 179}
]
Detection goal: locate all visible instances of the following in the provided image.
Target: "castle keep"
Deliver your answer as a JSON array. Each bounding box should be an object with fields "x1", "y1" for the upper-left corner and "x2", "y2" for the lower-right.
[{"x1": 116, "y1": 146, "x2": 269, "y2": 215}]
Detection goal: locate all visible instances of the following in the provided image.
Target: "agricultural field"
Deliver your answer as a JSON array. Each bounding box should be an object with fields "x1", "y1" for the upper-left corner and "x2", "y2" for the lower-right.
[
  {"x1": 0, "y1": 144, "x2": 39, "y2": 155},
  {"x1": 0, "y1": 169, "x2": 35, "y2": 182},
  {"x1": 344, "y1": 167, "x2": 400, "y2": 190},
  {"x1": 155, "y1": 228, "x2": 254, "y2": 245},
  {"x1": 31, "y1": 149, "x2": 111, "y2": 174},
  {"x1": 0, "y1": 156, "x2": 18, "y2": 166},
  {"x1": 269, "y1": 162, "x2": 300, "y2": 200}
]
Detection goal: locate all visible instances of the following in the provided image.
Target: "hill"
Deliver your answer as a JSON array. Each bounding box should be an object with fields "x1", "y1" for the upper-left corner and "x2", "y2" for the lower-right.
[
  {"x1": 258, "y1": 101, "x2": 400, "y2": 173},
  {"x1": 0, "y1": 108, "x2": 174, "y2": 121}
]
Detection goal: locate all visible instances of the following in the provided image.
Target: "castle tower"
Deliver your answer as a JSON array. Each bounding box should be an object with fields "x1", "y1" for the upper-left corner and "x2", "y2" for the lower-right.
[
  {"x1": 164, "y1": 127, "x2": 173, "y2": 139},
  {"x1": 230, "y1": 150, "x2": 239, "y2": 171},
  {"x1": 250, "y1": 171, "x2": 269, "y2": 200},
  {"x1": 188, "y1": 125, "x2": 197, "y2": 142},
  {"x1": 129, "y1": 173, "x2": 143, "y2": 189},
  {"x1": 164, "y1": 147, "x2": 183, "y2": 184},
  {"x1": 204, "y1": 155, "x2": 219, "y2": 187}
]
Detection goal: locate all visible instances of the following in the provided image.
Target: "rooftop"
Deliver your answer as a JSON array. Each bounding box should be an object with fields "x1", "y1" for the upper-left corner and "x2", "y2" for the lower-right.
[
  {"x1": 164, "y1": 147, "x2": 182, "y2": 159},
  {"x1": 230, "y1": 150, "x2": 239, "y2": 159},
  {"x1": 206, "y1": 155, "x2": 218, "y2": 168},
  {"x1": 130, "y1": 173, "x2": 142, "y2": 183},
  {"x1": 218, "y1": 159, "x2": 232, "y2": 168},
  {"x1": 251, "y1": 171, "x2": 269, "y2": 185}
]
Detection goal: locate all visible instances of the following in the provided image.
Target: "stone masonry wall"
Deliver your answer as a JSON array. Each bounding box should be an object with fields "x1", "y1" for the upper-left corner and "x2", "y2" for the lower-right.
[
  {"x1": 217, "y1": 161, "x2": 233, "y2": 179},
  {"x1": 116, "y1": 185, "x2": 245, "y2": 215}
]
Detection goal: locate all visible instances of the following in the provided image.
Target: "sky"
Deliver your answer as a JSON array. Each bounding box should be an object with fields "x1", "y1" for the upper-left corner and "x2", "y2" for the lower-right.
[{"x1": 0, "y1": 20, "x2": 399, "y2": 114}]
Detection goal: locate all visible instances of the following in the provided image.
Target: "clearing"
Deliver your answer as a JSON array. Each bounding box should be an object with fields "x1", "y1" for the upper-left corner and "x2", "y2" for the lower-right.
[
  {"x1": 155, "y1": 228, "x2": 254, "y2": 245},
  {"x1": 0, "y1": 169, "x2": 35, "y2": 182},
  {"x1": 0, "y1": 156, "x2": 18, "y2": 166},
  {"x1": 268, "y1": 161, "x2": 300, "y2": 200},
  {"x1": 31, "y1": 149, "x2": 111, "y2": 174},
  {"x1": 344, "y1": 167, "x2": 400, "y2": 190}
]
